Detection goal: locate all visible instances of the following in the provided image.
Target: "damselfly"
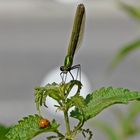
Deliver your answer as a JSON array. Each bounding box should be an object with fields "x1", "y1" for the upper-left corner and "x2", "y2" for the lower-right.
[{"x1": 60, "y1": 4, "x2": 85, "y2": 82}]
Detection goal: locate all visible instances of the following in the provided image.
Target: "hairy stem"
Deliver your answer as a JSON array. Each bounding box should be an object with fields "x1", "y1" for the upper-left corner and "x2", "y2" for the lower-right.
[{"x1": 64, "y1": 110, "x2": 71, "y2": 138}]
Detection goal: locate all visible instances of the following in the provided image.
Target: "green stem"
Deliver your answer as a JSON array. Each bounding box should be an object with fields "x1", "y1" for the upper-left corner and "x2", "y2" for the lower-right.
[
  {"x1": 55, "y1": 130, "x2": 65, "y2": 138},
  {"x1": 64, "y1": 110, "x2": 71, "y2": 138},
  {"x1": 72, "y1": 119, "x2": 84, "y2": 137}
]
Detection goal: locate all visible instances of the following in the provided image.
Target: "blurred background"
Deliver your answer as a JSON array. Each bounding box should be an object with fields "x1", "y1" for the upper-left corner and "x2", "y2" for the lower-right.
[{"x1": 0, "y1": 0, "x2": 140, "y2": 139}]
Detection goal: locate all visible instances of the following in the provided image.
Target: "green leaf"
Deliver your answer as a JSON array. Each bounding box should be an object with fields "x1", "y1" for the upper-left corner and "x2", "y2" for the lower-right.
[
  {"x1": 67, "y1": 93, "x2": 86, "y2": 122},
  {"x1": 70, "y1": 94, "x2": 86, "y2": 109},
  {"x1": 67, "y1": 94, "x2": 86, "y2": 121},
  {"x1": 110, "y1": 39, "x2": 140, "y2": 70},
  {"x1": 119, "y1": 2, "x2": 140, "y2": 21},
  {"x1": 0, "y1": 124, "x2": 11, "y2": 140},
  {"x1": 64, "y1": 80, "x2": 82, "y2": 97},
  {"x1": 71, "y1": 87, "x2": 140, "y2": 121},
  {"x1": 6, "y1": 114, "x2": 59, "y2": 140},
  {"x1": 35, "y1": 88, "x2": 45, "y2": 115},
  {"x1": 35, "y1": 80, "x2": 82, "y2": 115},
  {"x1": 35, "y1": 82, "x2": 61, "y2": 114}
]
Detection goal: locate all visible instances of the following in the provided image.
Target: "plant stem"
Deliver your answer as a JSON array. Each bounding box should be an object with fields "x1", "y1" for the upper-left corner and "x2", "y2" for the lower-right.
[{"x1": 64, "y1": 110, "x2": 71, "y2": 138}]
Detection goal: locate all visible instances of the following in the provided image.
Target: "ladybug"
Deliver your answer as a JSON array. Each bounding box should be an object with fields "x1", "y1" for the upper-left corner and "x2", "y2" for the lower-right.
[{"x1": 39, "y1": 118, "x2": 50, "y2": 128}]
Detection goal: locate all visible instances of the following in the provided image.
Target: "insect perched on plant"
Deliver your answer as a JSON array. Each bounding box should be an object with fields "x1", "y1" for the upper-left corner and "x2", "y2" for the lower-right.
[
  {"x1": 39, "y1": 118, "x2": 50, "y2": 128},
  {"x1": 60, "y1": 4, "x2": 85, "y2": 82}
]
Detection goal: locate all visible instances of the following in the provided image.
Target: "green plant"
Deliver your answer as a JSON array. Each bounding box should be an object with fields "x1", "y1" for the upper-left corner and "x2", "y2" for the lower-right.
[
  {"x1": 0, "y1": 124, "x2": 11, "y2": 140},
  {"x1": 110, "y1": 1, "x2": 140, "y2": 70},
  {"x1": 90, "y1": 101, "x2": 140, "y2": 140},
  {"x1": 5, "y1": 81, "x2": 140, "y2": 140},
  {"x1": 4, "y1": 3, "x2": 140, "y2": 140},
  {"x1": 94, "y1": 2, "x2": 140, "y2": 140}
]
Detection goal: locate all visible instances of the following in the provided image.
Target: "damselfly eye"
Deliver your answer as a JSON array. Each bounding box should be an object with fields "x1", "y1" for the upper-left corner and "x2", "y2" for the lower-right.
[
  {"x1": 39, "y1": 118, "x2": 50, "y2": 128},
  {"x1": 60, "y1": 66, "x2": 64, "y2": 71}
]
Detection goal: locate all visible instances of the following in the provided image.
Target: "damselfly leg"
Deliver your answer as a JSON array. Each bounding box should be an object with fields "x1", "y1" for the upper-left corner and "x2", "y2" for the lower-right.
[
  {"x1": 60, "y1": 64, "x2": 81, "y2": 83},
  {"x1": 60, "y1": 71, "x2": 68, "y2": 83},
  {"x1": 71, "y1": 64, "x2": 81, "y2": 81}
]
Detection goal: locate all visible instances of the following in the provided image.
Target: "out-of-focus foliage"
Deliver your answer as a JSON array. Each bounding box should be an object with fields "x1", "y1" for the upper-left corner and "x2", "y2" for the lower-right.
[
  {"x1": 92, "y1": 121, "x2": 119, "y2": 140},
  {"x1": 98, "y1": 2, "x2": 140, "y2": 139},
  {"x1": 119, "y1": 2, "x2": 140, "y2": 21},
  {"x1": 110, "y1": 1, "x2": 140, "y2": 70},
  {"x1": 91, "y1": 101, "x2": 140, "y2": 140},
  {"x1": 110, "y1": 39, "x2": 140, "y2": 69},
  {"x1": 120, "y1": 101, "x2": 140, "y2": 137}
]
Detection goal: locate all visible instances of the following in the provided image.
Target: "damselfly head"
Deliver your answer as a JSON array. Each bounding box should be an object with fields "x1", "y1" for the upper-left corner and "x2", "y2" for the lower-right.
[
  {"x1": 60, "y1": 66, "x2": 64, "y2": 71},
  {"x1": 60, "y1": 66, "x2": 70, "y2": 72}
]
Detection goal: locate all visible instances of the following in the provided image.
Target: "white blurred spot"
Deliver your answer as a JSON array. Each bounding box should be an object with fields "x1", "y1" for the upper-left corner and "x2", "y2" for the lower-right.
[{"x1": 41, "y1": 67, "x2": 91, "y2": 116}]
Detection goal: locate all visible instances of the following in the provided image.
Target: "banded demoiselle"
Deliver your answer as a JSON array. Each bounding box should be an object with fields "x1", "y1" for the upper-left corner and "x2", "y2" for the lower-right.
[{"x1": 60, "y1": 4, "x2": 85, "y2": 82}]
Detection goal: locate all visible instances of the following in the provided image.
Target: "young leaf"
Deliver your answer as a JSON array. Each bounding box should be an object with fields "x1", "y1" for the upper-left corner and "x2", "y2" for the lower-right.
[
  {"x1": 71, "y1": 87, "x2": 140, "y2": 121},
  {"x1": 110, "y1": 39, "x2": 140, "y2": 70},
  {"x1": 64, "y1": 80, "x2": 82, "y2": 97},
  {"x1": 35, "y1": 80, "x2": 82, "y2": 114},
  {"x1": 35, "y1": 82, "x2": 61, "y2": 114},
  {"x1": 70, "y1": 94, "x2": 86, "y2": 109},
  {"x1": 6, "y1": 114, "x2": 59, "y2": 140},
  {"x1": 67, "y1": 94, "x2": 86, "y2": 120}
]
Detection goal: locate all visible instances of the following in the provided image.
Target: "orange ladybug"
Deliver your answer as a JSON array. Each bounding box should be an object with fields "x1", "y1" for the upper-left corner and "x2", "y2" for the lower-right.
[{"x1": 39, "y1": 118, "x2": 50, "y2": 128}]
